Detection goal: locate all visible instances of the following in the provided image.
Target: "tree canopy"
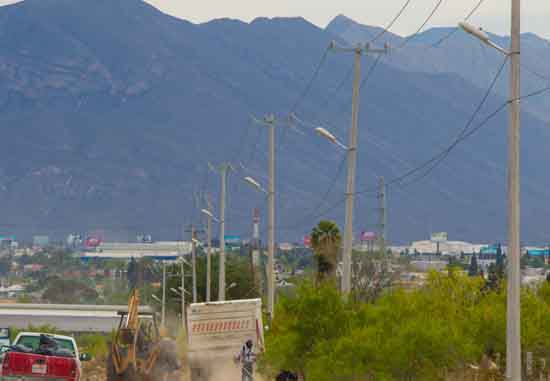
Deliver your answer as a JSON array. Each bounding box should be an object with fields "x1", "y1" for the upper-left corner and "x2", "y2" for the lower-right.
[{"x1": 261, "y1": 271, "x2": 550, "y2": 381}]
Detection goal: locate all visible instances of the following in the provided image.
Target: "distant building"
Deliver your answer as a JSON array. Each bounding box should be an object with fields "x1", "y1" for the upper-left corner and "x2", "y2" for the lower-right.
[
  {"x1": 80, "y1": 241, "x2": 192, "y2": 260},
  {"x1": 33, "y1": 235, "x2": 49, "y2": 247},
  {"x1": 23, "y1": 264, "x2": 45, "y2": 273}
]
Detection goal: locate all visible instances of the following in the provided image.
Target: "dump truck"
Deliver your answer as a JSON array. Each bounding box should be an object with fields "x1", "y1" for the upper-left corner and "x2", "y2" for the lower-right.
[
  {"x1": 187, "y1": 299, "x2": 264, "y2": 381},
  {"x1": 106, "y1": 289, "x2": 181, "y2": 381}
]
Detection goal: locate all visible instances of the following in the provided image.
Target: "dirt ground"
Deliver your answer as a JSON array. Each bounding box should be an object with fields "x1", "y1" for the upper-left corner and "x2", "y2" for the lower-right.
[{"x1": 80, "y1": 358, "x2": 264, "y2": 381}]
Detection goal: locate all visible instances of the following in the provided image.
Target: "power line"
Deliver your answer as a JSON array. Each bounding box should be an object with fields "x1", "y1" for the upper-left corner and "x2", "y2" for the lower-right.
[
  {"x1": 360, "y1": 83, "x2": 550, "y2": 196},
  {"x1": 289, "y1": 46, "x2": 331, "y2": 114},
  {"x1": 520, "y1": 63, "x2": 550, "y2": 83},
  {"x1": 398, "y1": 0, "x2": 446, "y2": 49},
  {"x1": 432, "y1": 0, "x2": 486, "y2": 47},
  {"x1": 355, "y1": 55, "x2": 509, "y2": 195},
  {"x1": 370, "y1": 0, "x2": 414, "y2": 44}
]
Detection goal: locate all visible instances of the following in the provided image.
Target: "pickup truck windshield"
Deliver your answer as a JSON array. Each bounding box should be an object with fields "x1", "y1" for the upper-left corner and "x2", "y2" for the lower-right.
[{"x1": 16, "y1": 336, "x2": 75, "y2": 356}]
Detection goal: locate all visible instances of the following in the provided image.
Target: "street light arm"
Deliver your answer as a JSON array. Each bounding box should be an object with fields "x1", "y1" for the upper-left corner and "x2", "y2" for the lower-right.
[
  {"x1": 201, "y1": 209, "x2": 220, "y2": 222},
  {"x1": 244, "y1": 176, "x2": 268, "y2": 194},
  {"x1": 315, "y1": 127, "x2": 348, "y2": 150},
  {"x1": 458, "y1": 22, "x2": 510, "y2": 55}
]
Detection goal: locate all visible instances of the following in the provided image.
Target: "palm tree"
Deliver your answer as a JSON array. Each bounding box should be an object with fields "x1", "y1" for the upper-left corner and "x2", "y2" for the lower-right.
[{"x1": 311, "y1": 220, "x2": 341, "y2": 283}]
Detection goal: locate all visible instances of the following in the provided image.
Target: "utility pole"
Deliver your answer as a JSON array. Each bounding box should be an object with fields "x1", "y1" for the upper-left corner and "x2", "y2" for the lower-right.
[
  {"x1": 210, "y1": 163, "x2": 232, "y2": 301},
  {"x1": 507, "y1": 0, "x2": 521, "y2": 379},
  {"x1": 331, "y1": 42, "x2": 387, "y2": 294},
  {"x1": 180, "y1": 259, "x2": 186, "y2": 331},
  {"x1": 161, "y1": 260, "x2": 166, "y2": 327},
  {"x1": 191, "y1": 225, "x2": 197, "y2": 304},
  {"x1": 251, "y1": 208, "x2": 261, "y2": 297},
  {"x1": 205, "y1": 195, "x2": 213, "y2": 302},
  {"x1": 246, "y1": 114, "x2": 277, "y2": 319},
  {"x1": 378, "y1": 176, "x2": 387, "y2": 255},
  {"x1": 267, "y1": 114, "x2": 276, "y2": 320}
]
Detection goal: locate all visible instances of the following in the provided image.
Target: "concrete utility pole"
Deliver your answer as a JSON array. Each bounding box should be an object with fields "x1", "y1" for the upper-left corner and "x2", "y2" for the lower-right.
[
  {"x1": 180, "y1": 260, "x2": 186, "y2": 330},
  {"x1": 205, "y1": 195, "x2": 213, "y2": 303},
  {"x1": 267, "y1": 114, "x2": 276, "y2": 320},
  {"x1": 211, "y1": 163, "x2": 232, "y2": 301},
  {"x1": 330, "y1": 42, "x2": 387, "y2": 294},
  {"x1": 246, "y1": 114, "x2": 276, "y2": 319},
  {"x1": 161, "y1": 261, "x2": 166, "y2": 327},
  {"x1": 507, "y1": 0, "x2": 521, "y2": 379},
  {"x1": 378, "y1": 176, "x2": 387, "y2": 255},
  {"x1": 191, "y1": 226, "x2": 197, "y2": 304}
]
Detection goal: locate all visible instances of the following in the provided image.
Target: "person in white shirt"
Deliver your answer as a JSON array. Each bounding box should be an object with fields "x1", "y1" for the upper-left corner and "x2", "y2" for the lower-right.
[{"x1": 235, "y1": 339, "x2": 256, "y2": 381}]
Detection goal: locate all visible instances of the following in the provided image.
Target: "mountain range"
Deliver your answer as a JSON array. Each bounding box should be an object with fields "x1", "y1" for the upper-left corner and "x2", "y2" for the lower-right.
[{"x1": 0, "y1": 0, "x2": 550, "y2": 244}]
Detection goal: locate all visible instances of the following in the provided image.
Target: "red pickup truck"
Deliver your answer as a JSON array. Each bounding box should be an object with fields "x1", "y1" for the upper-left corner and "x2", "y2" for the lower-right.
[{"x1": 0, "y1": 333, "x2": 90, "y2": 381}]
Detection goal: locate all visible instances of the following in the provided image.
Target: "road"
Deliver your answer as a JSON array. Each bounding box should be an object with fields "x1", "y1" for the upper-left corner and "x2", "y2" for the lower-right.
[{"x1": 0, "y1": 304, "x2": 152, "y2": 332}]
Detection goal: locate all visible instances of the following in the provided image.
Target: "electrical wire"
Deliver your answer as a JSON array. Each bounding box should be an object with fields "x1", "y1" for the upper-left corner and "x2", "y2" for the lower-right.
[
  {"x1": 370, "y1": 0, "x2": 414, "y2": 44},
  {"x1": 398, "y1": 0, "x2": 446, "y2": 49},
  {"x1": 431, "y1": 0, "x2": 486, "y2": 47},
  {"x1": 521, "y1": 63, "x2": 550, "y2": 83},
  {"x1": 359, "y1": 82, "x2": 550, "y2": 196},
  {"x1": 355, "y1": 55, "x2": 509, "y2": 195},
  {"x1": 289, "y1": 46, "x2": 331, "y2": 115}
]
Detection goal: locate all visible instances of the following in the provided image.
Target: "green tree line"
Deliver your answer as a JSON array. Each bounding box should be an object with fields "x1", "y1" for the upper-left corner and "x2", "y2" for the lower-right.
[{"x1": 261, "y1": 270, "x2": 550, "y2": 381}]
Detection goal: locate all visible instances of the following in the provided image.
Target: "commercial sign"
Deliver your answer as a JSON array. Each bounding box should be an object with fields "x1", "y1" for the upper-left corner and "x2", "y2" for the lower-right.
[
  {"x1": 430, "y1": 232, "x2": 448, "y2": 243},
  {"x1": 224, "y1": 235, "x2": 241, "y2": 248},
  {"x1": 85, "y1": 237, "x2": 102, "y2": 248},
  {"x1": 303, "y1": 236, "x2": 311, "y2": 248},
  {"x1": 361, "y1": 231, "x2": 377, "y2": 242},
  {"x1": 33, "y1": 235, "x2": 49, "y2": 247},
  {"x1": 279, "y1": 243, "x2": 294, "y2": 252}
]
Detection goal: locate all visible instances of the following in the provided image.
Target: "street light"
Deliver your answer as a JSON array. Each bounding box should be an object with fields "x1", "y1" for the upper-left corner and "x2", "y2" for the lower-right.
[
  {"x1": 459, "y1": 22, "x2": 510, "y2": 55},
  {"x1": 151, "y1": 294, "x2": 162, "y2": 304},
  {"x1": 227, "y1": 282, "x2": 237, "y2": 291},
  {"x1": 459, "y1": 9, "x2": 521, "y2": 380},
  {"x1": 244, "y1": 176, "x2": 267, "y2": 194},
  {"x1": 315, "y1": 127, "x2": 348, "y2": 150},
  {"x1": 244, "y1": 171, "x2": 274, "y2": 320},
  {"x1": 201, "y1": 209, "x2": 220, "y2": 222}
]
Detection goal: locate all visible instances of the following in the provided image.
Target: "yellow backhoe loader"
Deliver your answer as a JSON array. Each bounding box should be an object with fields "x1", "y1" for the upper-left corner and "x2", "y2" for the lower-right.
[{"x1": 106, "y1": 289, "x2": 181, "y2": 381}]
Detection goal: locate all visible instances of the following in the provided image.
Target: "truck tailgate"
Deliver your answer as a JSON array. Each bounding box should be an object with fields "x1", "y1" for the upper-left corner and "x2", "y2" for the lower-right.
[{"x1": 2, "y1": 351, "x2": 76, "y2": 380}]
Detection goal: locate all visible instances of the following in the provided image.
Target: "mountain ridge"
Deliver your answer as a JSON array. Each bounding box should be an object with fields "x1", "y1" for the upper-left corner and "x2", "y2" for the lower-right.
[{"x1": 0, "y1": 1, "x2": 549, "y2": 244}]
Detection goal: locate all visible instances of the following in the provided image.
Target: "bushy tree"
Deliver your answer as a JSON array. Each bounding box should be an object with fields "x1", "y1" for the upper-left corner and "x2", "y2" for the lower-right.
[
  {"x1": 261, "y1": 266, "x2": 550, "y2": 381},
  {"x1": 350, "y1": 250, "x2": 398, "y2": 304},
  {"x1": 159, "y1": 253, "x2": 258, "y2": 314},
  {"x1": 42, "y1": 277, "x2": 99, "y2": 304},
  {"x1": 261, "y1": 281, "x2": 352, "y2": 379}
]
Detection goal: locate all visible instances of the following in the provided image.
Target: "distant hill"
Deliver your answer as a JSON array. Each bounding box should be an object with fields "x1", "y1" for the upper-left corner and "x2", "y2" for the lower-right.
[
  {"x1": 326, "y1": 14, "x2": 550, "y2": 122},
  {"x1": 0, "y1": 1, "x2": 549, "y2": 244}
]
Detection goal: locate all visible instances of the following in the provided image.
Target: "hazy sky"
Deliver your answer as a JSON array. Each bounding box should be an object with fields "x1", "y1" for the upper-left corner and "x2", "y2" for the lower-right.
[{"x1": 1, "y1": 0, "x2": 549, "y2": 38}]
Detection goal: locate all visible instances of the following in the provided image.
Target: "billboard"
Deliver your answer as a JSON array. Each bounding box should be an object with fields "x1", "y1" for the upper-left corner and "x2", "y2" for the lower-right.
[
  {"x1": 361, "y1": 231, "x2": 377, "y2": 242},
  {"x1": 85, "y1": 237, "x2": 102, "y2": 248},
  {"x1": 224, "y1": 235, "x2": 241, "y2": 248},
  {"x1": 33, "y1": 235, "x2": 49, "y2": 247},
  {"x1": 430, "y1": 232, "x2": 448, "y2": 243},
  {"x1": 279, "y1": 243, "x2": 294, "y2": 252}
]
